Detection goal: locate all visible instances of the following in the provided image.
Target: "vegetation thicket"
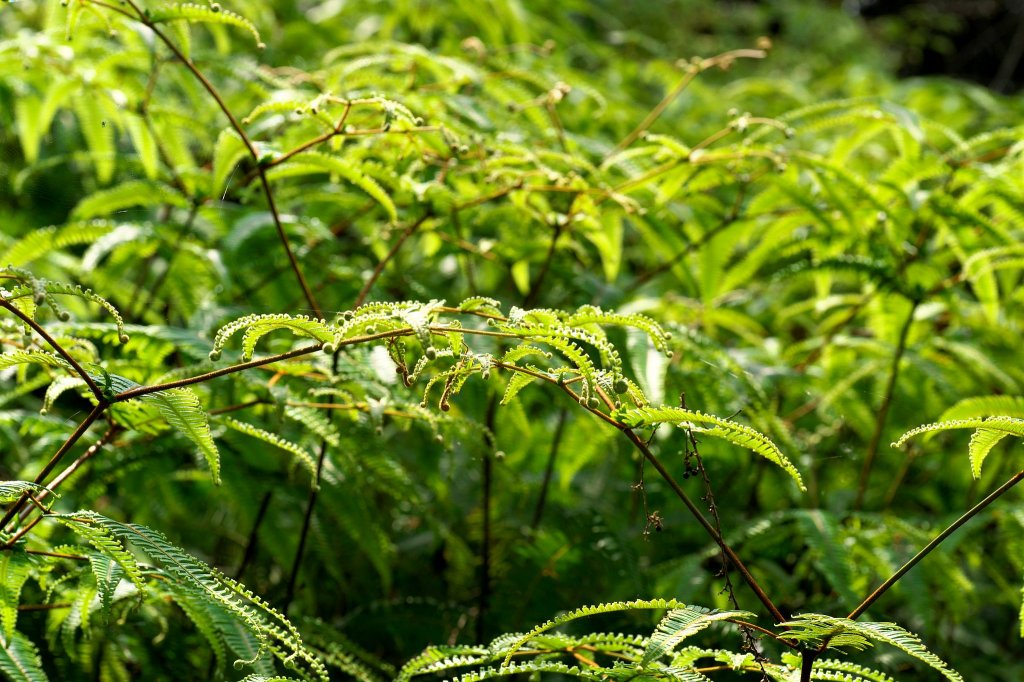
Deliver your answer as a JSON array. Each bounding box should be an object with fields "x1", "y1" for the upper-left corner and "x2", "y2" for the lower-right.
[{"x1": 1, "y1": 1, "x2": 1023, "y2": 680}]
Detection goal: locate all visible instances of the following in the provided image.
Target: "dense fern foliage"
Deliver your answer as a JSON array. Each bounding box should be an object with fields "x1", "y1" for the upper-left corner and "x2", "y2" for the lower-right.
[{"x1": 2, "y1": 0, "x2": 1024, "y2": 680}]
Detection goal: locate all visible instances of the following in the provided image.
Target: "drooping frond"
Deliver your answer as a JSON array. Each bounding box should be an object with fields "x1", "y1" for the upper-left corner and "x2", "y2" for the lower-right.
[
  {"x1": 782, "y1": 614, "x2": 962, "y2": 682},
  {"x1": 146, "y1": 3, "x2": 265, "y2": 49},
  {"x1": 221, "y1": 417, "x2": 318, "y2": 482},
  {"x1": 239, "y1": 315, "x2": 334, "y2": 361},
  {"x1": 147, "y1": 388, "x2": 221, "y2": 483},
  {"x1": 618, "y1": 406, "x2": 804, "y2": 490},
  {"x1": 564, "y1": 305, "x2": 673, "y2": 355},
  {"x1": 58, "y1": 511, "x2": 328, "y2": 681},
  {"x1": 266, "y1": 152, "x2": 398, "y2": 222},
  {"x1": 892, "y1": 416, "x2": 1024, "y2": 478}
]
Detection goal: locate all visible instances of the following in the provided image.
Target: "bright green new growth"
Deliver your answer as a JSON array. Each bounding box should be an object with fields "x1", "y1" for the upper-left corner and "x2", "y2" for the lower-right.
[
  {"x1": 2, "y1": 0, "x2": 1023, "y2": 679},
  {"x1": 782, "y1": 614, "x2": 964, "y2": 682},
  {"x1": 892, "y1": 416, "x2": 1024, "y2": 478},
  {"x1": 619, "y1": 406, "x2": 805, "y2": 490}
]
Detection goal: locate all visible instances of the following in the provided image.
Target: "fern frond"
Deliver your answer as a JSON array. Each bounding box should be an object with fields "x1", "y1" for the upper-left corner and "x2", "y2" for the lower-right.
[
  {"x1": 59, "y1": 512, "x2": 328, "y2": 681},
  {"x1": 396, "y1": 645, "x2": 491, "y2": 682},
  {"x1": 240, "y1": 315, "x2": 334, "y2": 361},
  {"x1": 565, "y1": 305, "x2": 672, "y2": 355},
  {"x1": 147, "y1": 388, "x2": 221, "y2": 483},
  {"x1": 86, "y1": 552, "x2": 124, "y2": 621},
  {"x1": 457, "y1": 297, "x2": 503, "y2": 316},
  {"x1": 892, "y1": 416, "x2": 1024, "y2": 478},
  {"x1": 147, "y1": 3, "x2": 265, "y2": 49},
  {"x1": 0, "y1": 482, "x2": 51, "y2": 505},
  {"x1": 450, "y1": 662, "x2": 602, "y2": 682},
  {"x1": 619, "y1": 406, "x2": 804, "y2": 490},
  {"x1": 266, "y1": 152, "x2": 398, "y2": 222},
  {"x1": 221, "y1": 416, "x2": 318, "y2": 482},
  {"x1": 0, "y1": 631, "x2": 48, "y2": 682},
  {"x1": 55, "y1": 515, "x2": 145, "y2": 589},
  {"x1": 0, "y1": 222, "x2": 114, "y2": 268},
  {"x1": 502, "y1": 598, "x2": 682, "y2": 665},
  {"x1": 70, "y1": 180, "x2": 190, "y2": 221},
  {"x1": 641, "y1": 606, "x2": 752, "y2": 668},
  {"x1": 812, "y1": 659, "x2": 895, "y2": 682},
  {"x1": 3, "y1": 279, "x2": 128, "y2": 343},
  {"x1": 210, "y1": 313, "x2": 333, "y2": 361},
  {"x1": 939, "y1": 395, "x2": 1024, "y2": 422},
  {"x1": 0, "y1": 550, "x2": 33, "y2": 640},
  {"x1": 782, "y1": 614, "x2": 962, "y2": 682}
]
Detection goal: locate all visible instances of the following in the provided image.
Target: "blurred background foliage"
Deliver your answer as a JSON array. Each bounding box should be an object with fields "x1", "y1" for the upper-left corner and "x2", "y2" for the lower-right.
[{"x1": 1, "y1": 0, "x2": 1024, "y2": 680}]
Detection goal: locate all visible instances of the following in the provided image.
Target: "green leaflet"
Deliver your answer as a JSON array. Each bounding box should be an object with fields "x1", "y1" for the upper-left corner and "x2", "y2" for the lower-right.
[
  {"x1": 640, "y1": 606, "x2": 752, "y2": 668},
  {"x1": 782, "y1": 614, "x2": 963, "y2": 682},
  {"x1": 147, "y1": 3, "x2": 265, "y2": 49},
  {"x1": 0, "y1": 351, "x2": 70, "y2": 372},
  {"x1": 0, "y1": 631, "x2": 48, "y2": 682},
  {"x1": 892, "y1": 416, "x2": 1024, "y2": 478},
  {"x1": 448, "y1": 662, "x2": 600, "y2": 682},
  {"x1": 618, "y1": 406, "x2": 805, "y2": 491},
  {"x1": 148, "y1": 388, "x2": 221, "y2": 484},
  {"x1": 240, "y1": 316, "x2": 333, "y2": 361}
]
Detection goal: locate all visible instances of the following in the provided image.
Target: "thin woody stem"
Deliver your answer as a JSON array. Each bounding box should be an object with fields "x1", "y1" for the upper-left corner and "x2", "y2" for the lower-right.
[
  {"x1": 0, "y1": 299, "x2": 102, "y2": 399},
  {"x1": 0, "y1": 403, "x2": 106, "y2": 534},
  {"x1": 847, "y1": 467, "x2": 1024, "y2": 621},
  {"x1": 119, "y1": 0, "x2": 322, "y2": 318}
]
